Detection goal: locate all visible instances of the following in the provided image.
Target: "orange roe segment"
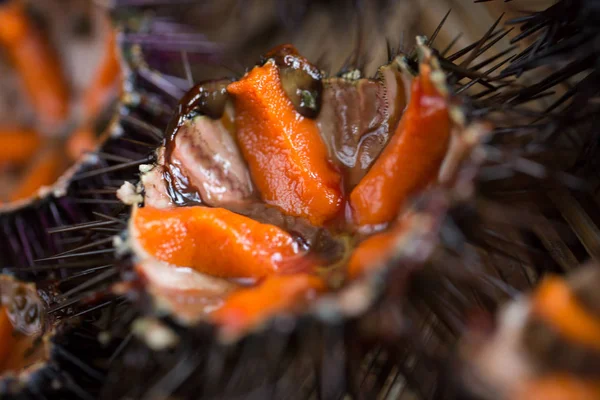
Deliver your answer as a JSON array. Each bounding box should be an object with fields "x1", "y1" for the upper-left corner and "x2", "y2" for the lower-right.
[
  {"x1": 9, "y1": 146, "x2": 65, "y2": 201},
  {"x1": 133, "y1": 206, "x2": 309, "y2": 279},
  {"x1": 0, "y1": 1, "x2": 69, "y2": 125},
  {"x1": 212, "y1": 274, "x2": 325, "y2": 336},
  {"x1": 227, "y1": 59, "x2": 342, "y2": 226},
  {"x1": 347, "y1": 212, "x2": 415, "y2": 279},
  {"x1": 531, "y1": 276, "x2": 600, "y2": 351},
  {"x1": 349, "y1": 64, "x2": 450, "y2": 227},
  {"x1": 515, "y1": 376, "x2": 600, "y2": 400},
  {"x1": 0, "y1": 129, "x2": 40, "y2": 164},
  {"x1": 347, "y1": 230, "x2": 398, "y2": 279}
]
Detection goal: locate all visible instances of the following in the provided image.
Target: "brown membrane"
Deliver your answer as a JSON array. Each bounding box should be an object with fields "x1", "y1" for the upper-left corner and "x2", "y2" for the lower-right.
[
  {"x1": 264, "y1": 44, "x2": 324, "y2": 119},
  {"x1": 318, "y1": 58, "x2": 409, "y2": 189},
  {"x1": 161, "y1": 79, "x2": 235, "y2": 206}
]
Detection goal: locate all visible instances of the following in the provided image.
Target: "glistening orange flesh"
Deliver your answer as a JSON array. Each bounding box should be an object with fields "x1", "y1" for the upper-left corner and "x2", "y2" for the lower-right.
[
  {"x1": 0, "y1": 1, "x2": 69, "y2": 125},
  {"x1": 531, "y1": 276, "x2": 600, "y2": 351},
  {"x1": 349, "y1": 64, "x2": 450, "y2": 227},
  {"x1": 227, "y1": 58, "x2": 343, "y2": 226},
  {"x1": 347, "y1": 230, "x2": 399, "y2": 280},
  {"x1": 212, "y1": 274, "x2": 325, "y2": 336},
  {"x1": 9, "y1": 145, "x2": 65, "y2": 201},
  {"x1": 0, "y1": 129, "x2": 41, "y2": 164},
  {"x1": 346, "y1": 211, "x2": 416, "y2": 279},
  {"x1": 133, "y1": 206, "x2": 311, "y2": 279}
]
